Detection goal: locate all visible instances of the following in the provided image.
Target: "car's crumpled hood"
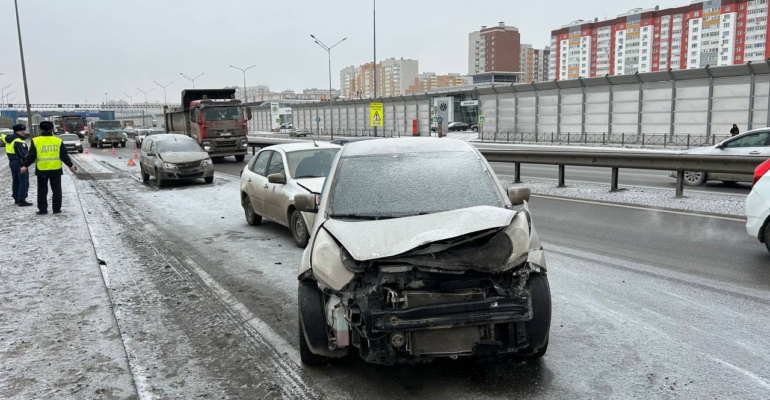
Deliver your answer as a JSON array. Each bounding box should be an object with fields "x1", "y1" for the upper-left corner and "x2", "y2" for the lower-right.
[
  {"x1": 296, "y1": 177, "x2": 326, "y2": 194},
  {"x1": 160, "y1": 152, "x2": 206, "y2": 163},
  {"x1": 324, "y1": 205, "x2": 517, "y2": 262}
]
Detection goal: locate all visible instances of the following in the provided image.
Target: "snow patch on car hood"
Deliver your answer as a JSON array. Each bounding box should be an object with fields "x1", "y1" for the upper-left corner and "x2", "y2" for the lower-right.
[
  {"x1": 296, "y1": 177, "x2": 326, "y2": 194},
  {"x1": 323, "y1": 205, "x2": 517, "y2": 261},
  {"x1": 160, "y1": 152, "x2": 206, "y2": 163}
]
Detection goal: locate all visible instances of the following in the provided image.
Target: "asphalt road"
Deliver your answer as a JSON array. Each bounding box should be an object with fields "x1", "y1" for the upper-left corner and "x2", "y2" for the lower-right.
[{"x1": 60, "y1": 145, "x2": 770, "y2": 398}]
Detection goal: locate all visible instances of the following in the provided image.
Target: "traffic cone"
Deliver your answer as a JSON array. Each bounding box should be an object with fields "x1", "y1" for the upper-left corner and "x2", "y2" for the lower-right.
[
  {"x1": 133, "y1": 148, "x2": 138, "y2": 159},
  {"x1": 84, "y1": 145, "x2": 89, "y2": 155},
  {"x1": 127, "y1": 158, "x2": 136, "y2": 167},
  {"x1": 111, "y1": 145, "x2": 116, "y2": 155}
]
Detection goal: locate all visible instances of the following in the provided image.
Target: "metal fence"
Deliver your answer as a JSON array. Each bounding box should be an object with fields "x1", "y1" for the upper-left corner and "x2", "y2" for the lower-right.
[{"x1": 478, "y1": 131, "x2": 733, "y2": 149}]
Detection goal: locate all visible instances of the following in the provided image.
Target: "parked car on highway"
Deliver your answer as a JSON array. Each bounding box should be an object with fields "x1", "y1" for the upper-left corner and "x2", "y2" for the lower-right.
[
  {"x1": 745, "y1": 159, "x2": 770, "y2": 253},
  {"x1": 135, "y1": 128, "x2": 166, "y2": 148},
  {"x1": 59, "y1": 133, "x2": 84, "y2": 154},
  {"x1": 672, "y1": 128, "x2": 770, "y2": 186},
  {"x1": 329, "y1": 136, "x2": 382, "y2": 146},
  {"x1": 139, "y1": 134, "x2": 214, "y2": 188},
  {"x1": 240, "y1": 142, "x2": 341, "y2": 247},
  {"x1": 293, "y1": 137, "x2": 550, "y2": 365}
]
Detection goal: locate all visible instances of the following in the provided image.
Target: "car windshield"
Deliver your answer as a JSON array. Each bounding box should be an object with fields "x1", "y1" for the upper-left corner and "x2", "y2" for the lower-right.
[
  {"x1": 329, "y1": 151, "x2": 504, "y2": 219},
  {"x1": 59, "y1": 134, "x2": 79, "y2": 141},
  {"x1": 202, "y1": 107, "x2": 242, "y2": 121},
  {"x1": 286, "y1": 149, "x2": 340, "y2": 179},
  {"x1": 98, "y1": 121, "x2": 122, "y2": 129},
  {"x1": 147, "y1": 130, "x2": 164, "y2": 136},
  {"x1": 157, "y1": 141, "x2": 202, "y2": 153}
]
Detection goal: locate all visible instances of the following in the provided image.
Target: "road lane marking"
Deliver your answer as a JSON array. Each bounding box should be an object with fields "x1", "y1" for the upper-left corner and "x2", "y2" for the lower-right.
[{"x1": 532, "y1": 193, "x2": 746, "y2": 222}]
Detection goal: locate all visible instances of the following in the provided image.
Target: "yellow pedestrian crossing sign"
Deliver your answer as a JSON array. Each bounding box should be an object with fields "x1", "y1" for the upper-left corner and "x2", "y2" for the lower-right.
[{"x1": 370, "y1": 102, "x2": 383, "y2": 127}]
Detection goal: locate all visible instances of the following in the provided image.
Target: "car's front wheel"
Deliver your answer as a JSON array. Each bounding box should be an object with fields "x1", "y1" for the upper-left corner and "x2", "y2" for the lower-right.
[
  {"x1": 683, "y1": 171, "x2": 707, "y2": 186},
  {"x1": 291, "y1": 210, "x2": 310, "y2": 248},
  {"x1": 121, "y1": 142, "x2": 126, "y2": 148},
  {"x1": 516, "y1": 273, "x2": 551, "y2": 359},
  {"x1": 472, "y1": 127, "x2": 479, "y2": 133},
  {"x1": 204, "y1": 177, "x2": 214, "y2": 184},
  {"x1": 141, "y1": 169, "x2": 149, "y2": 183},
  {"x1": 155, "y1": 170, "x2": 164, "y2": 188},
  {"x1": 235, "y1": 155, "x2": 245, "y2": 162},
  {"x1": 764, "y1": 223, "x2": 770, "y2": 254}
]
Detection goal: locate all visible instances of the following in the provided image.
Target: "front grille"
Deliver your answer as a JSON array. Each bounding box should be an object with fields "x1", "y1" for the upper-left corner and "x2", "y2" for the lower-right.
[
  {"x1": 176, "y1": 161, "x2": 201, "y2": 169},
  {"x1": 216, "y1": 140, "x2": 237, "y2": 147}
]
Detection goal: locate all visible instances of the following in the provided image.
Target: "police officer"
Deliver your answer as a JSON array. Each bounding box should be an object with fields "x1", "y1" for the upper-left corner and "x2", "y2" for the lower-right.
[
  {"x1": 20, "y1": 121, "x2": 76, "y2": 214},
  {"x1": 4, "y1": 124, "x2": 32, "y2": 206}
]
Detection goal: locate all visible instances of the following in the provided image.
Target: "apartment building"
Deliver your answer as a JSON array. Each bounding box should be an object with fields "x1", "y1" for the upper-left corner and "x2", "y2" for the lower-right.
[
  {"x1": 468, "y1": 22, "x2": 522, "y2": 75},
  {"x1": 549, "y1": 0, "x2": 770, "y2": 81},
  {"x1": 405, "y1": 73, "x2": 467, "y2": 94},
  {"x1": 340, "y1": 58, "x2": 419, "y2": 98},
  {"x1": 520, "y1": 45, "x2": 552, "y2": 82}
]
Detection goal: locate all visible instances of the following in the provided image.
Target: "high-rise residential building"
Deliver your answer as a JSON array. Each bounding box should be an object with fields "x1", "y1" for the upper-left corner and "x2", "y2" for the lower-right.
[
  {"x1": 339, "y1": 58, "x2": 419, "y2": 98},
  {"x1": 549, "y1": 0, "x2": 770, "y2": 81},
  {"x1": 405, "y1": 72, "x2": 467, "y2": 94},
  {"x1": 520, "y1": 45, "x2": 552, "y2": 83},
  {"x1": 533, "y1": 47, "x2": 551, "y2": 82},
  {"x1": 468, "y1": 22, "x2": 522, "y2": 75}
]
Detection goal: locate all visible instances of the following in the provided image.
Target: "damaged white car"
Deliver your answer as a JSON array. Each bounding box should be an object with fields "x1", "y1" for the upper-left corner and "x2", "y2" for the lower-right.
[{"x1": 295, "y1": 137, "x2": 551, "y2": 365}]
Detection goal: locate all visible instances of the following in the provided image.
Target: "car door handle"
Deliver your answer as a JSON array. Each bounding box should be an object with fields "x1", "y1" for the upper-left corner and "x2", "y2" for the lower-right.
[
  {"x1": 247, "y1": 178, "x2": 252, "y2": 182},
  {"x1": 750, "y1": 151, "x2": 761, "y2": 155},
  {"x1": 263, "y1": 184, "x2": 269, "y2": 189}
]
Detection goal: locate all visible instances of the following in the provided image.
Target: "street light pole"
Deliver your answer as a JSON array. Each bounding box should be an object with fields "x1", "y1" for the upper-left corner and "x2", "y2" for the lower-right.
[
  {"x1": 1, "y1": 84, "x2": 11, "y2": 109},
  {"x1": 154, "y1": 81, "x2": 174, "y2": 105},
  {"x1": 123, "y1": 92, "x2": 138, "y2": 105},
  {"x1": 13, "y1": 0, "x2": 32, "y2": 135},
  {"x1": 230, "y1": 64, "x2": 257, "y2": 104},
  {"x1": 311, "y1": 35, "x2": 346, "y2": 140},
  {"x1": 137, "y1": 87, "x2": 154, "y2": 127},
  {"x1": 373, "y1": 0, "x2": 378, "y2": 137},
  {"x1": 180, "y1": 72, "x2": 204, "y2": 89}
]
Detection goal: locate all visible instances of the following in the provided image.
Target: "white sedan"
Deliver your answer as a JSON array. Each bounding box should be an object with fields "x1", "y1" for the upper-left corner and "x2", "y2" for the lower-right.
[
  {"x1": 674, "y1": 129, "x2": 770, "y2": 186},
  {"x1": 746, "y1": 159, "x2": 770, "y2": 253}
]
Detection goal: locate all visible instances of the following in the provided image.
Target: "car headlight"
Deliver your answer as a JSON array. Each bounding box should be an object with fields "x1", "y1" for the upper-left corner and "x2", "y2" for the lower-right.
[
  {"x1": 311, "y1": 228, "x2": 354, "y2": 291},
  {"x1": 102, "y1": 139, "x2": 107, "y2": 142},
  {"x1": 202, "y1": 140, "x2": 211, "y2": 146},
  {"x1": 239, "y1": 138, "x2": 248, "y2": 147},
  {"x1": 75, "y1": 143, "x2": 82, "y2": 147},
  {"x1": 504, "y1": 212, "x2": 531, "y2": 268},
  {"x1": 202, "y1": 158, "x2": 213, "y2": 167},
  {"x1": 162, "y1": 162, "x2": 177, "y2": 170}
]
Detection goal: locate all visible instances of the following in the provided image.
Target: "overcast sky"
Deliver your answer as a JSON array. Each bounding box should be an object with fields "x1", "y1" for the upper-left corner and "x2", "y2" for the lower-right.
[{"x1": 0, "y1": 0, "x2": 687, "y2": 104}]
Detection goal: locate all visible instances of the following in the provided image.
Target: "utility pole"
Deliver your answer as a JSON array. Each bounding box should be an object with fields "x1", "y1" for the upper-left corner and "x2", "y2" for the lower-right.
[
  {"x1": 14, "y1": 0, "x2": 32, "y2": 136},
  {"x1": 311, "y1": 35, "x2": 346, "y2": 140},
  {"x1": 373, "y1": 0, "x2": 378, "y2": 137},
  {"x1": 155, "y1": 81, "x2": 174, "y2": 105},
  {"x1": 136, "y1": 87, "x2": 154, "y2": 127},
  {"x1": 180, "y1": 72, "x2": 204, "y2": 89},
  {"x1": 230, "y1": 64, "x2": 257, "y2": 104}
]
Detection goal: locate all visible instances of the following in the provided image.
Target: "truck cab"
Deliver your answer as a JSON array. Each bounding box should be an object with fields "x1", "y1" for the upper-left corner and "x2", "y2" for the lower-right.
[
  {"x1": 165, "y1": 89, "x2": 252, "y2": 162},
  {"x1": 89, "y1": 120, "x2": 128, "y2": 148}
]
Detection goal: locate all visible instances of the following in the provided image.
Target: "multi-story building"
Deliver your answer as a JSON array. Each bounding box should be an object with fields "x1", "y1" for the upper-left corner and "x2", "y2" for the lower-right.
[
  {"x1": 520, "y1": 45, "x2": 552, "y2": 82},
  {"x1": 339, "y1": 58, "x2": 419, "y2": 98},
  {"x1": 549, "y1": 0, "x2": 770, "y2": 81},
  {"x1": 405, "y1": 73, "x2": 467, "y2": 94},
  {"x1": 231, "y1": 86, "x2": 340, "y2": 102},
  {"x1": 468, "y1": 22, "x2": 522, "y2": 75}
]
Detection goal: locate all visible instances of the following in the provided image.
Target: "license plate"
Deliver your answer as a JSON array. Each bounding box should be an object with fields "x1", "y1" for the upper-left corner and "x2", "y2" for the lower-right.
[{"x1": 220, "y1": 132, "x2": 232, "y2": 136}]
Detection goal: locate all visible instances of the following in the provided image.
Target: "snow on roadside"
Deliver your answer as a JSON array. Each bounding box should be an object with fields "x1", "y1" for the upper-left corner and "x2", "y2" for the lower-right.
[{"x1": 501, "y1": 176, "x2": 746, "y2": 217}]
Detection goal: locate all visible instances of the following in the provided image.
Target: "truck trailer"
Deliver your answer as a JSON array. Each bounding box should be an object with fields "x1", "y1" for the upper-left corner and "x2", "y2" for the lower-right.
[{"x1": 164, "y1": 89, "x2": 251, "y2": 162}]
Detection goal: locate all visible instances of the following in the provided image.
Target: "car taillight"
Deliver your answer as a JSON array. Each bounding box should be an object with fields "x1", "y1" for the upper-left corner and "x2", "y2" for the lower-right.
[{"x1": 753, "y1": 159, "x2": 770, "y2": 186}]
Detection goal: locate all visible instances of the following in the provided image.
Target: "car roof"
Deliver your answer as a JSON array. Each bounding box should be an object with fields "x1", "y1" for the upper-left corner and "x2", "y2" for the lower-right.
[
  {"x1": 146, "y1": 134, "x2": 194, "y2": 142},
  {"x1": 331, "y1": 137, "x2": 381, "y2": 144},
  {"x1": 341, "y1": 137, "x2": 475, "y2": 157},
  {"x1": 263, "y1": 142, "x2": 340, "y2": 152}
]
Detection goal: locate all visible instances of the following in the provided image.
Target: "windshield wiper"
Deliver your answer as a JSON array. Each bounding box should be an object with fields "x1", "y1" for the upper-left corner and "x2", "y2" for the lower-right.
[
  {"x1": 295, "y1": 174, "x2": 323, "y2": 179},
  {"x1": 331, "y1": 214, "x2": 392, "y2": 221}
]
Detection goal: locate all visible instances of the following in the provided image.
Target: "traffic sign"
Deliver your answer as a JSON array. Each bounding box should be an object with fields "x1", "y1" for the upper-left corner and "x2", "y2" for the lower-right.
[
  {"x1": 316, "y1": 116, "x2": 321, "y2": 123},
  {"x1": 478, "y1": 114, "x2": 486, "y2": 125},
  {"x1": 370, "y1": 102, "x2": 383, "y2": 127}
]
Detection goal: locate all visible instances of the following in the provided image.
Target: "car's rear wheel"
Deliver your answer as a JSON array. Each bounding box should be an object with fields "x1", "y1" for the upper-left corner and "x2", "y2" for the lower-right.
[
  {"x1": 291, "y1": 210, "x2": 309, "y2": 248},
  {"x1": 204, "y1": 177, "x2": 214, "y2": 184},
  {"x1": 244, "y1": 200, "x2": 262, "y2": 226},
  {"x1": 235, "y1": 155, "x2": 245, "y2": 162},
  {"x1": 516, "y1": 273, "x2": 551, "y2": 359},
  {"x1": 472, "y1": 127, "x2": 479, "y2": 133},
  {"x1": 683, "y1": 171, "x2": 707, "y2": 186}
]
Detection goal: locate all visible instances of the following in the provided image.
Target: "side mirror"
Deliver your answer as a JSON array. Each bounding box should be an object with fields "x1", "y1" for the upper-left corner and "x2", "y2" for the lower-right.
[
  {"x1": 295, "y1": 194, "x2": 318, "y2": 213},
  {"x1": 267, "y1": 173, "x2": 286, "y2": 184},
  {"x1": 246, "y1": 108, "x2": 253, "y2": 120},
  {"x1": 507, "y1": 187, "x2": 531, "y2": 206},
  {"x1": 146, "y1": 153, "x2": 155, "y2": 157}
]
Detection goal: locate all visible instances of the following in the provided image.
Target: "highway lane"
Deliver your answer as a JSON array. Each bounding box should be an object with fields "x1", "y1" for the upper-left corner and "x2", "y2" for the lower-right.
[{"x1": 75, "y1": 146, "x2": 770, "y2": 398}]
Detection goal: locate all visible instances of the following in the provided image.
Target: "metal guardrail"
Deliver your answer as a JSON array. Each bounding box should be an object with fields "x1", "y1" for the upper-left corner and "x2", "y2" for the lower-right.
[
  {"x1": 479, "y1": 132, "x2": 733, "y2": 149},
  {"x1": 246, "y1": 135, "x2": 764, "y2": 198}
]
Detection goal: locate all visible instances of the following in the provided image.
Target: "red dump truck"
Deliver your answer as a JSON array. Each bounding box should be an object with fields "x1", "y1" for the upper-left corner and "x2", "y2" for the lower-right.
[{"x1": 164, "y1": 89, "x2": 252, "y2": 161}]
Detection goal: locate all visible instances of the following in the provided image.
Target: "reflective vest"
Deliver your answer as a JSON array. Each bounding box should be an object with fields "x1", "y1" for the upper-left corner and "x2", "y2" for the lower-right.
[
  {"x1": 2, "y1": 134, "x2": 13, "y2": 154},
  {"x1": 32, "y1": 136, "x2": 63, "y2": 171}
]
